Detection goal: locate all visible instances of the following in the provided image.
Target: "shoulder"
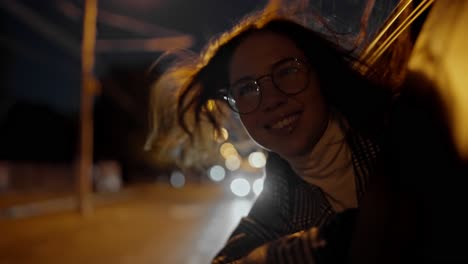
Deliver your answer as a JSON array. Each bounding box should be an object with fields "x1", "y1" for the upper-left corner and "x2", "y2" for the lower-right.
[
  {"x1": 384, "y1": 70, "x2": 463, "y2": 190},
  {"x1": 388, "y1": 71, "x2": 453, "y2": 157},
  {"x1": 265, "y1": 152, "x2": 303, "y2": 184}
]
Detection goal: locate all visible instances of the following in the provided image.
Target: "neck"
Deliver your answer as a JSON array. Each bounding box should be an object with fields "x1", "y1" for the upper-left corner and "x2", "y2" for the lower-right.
[
  {"x1": 287, "y1": 111, "x2": 358, "y2": 211},
  {"x1": 288, "y1": 111, "x2": 346, "y2": 177},
  {"x1": 287, "y1": 109, "x2": 331, "y2": 161}
]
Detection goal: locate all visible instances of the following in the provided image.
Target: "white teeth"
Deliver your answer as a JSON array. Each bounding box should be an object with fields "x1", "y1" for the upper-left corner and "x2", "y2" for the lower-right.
[{"x1": 271, "y1": 115, "x2": 299, "y2": 129}]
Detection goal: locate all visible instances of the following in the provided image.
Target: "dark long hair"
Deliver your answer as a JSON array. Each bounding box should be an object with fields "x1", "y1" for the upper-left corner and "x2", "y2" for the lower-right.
[{"x1": 175, "y1": 11, "x2": 393, "y2": 141}]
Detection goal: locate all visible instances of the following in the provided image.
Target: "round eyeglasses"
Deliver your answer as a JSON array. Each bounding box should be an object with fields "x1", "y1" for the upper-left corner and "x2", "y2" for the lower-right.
[{"x1": 221, "y1": 57, "x2": 310, "y2": 114}]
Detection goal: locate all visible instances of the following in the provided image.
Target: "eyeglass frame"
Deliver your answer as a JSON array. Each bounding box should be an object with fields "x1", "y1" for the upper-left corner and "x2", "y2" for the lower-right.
[{"x1": 218, "y1": 57, "x2": 311, "y2": 114}]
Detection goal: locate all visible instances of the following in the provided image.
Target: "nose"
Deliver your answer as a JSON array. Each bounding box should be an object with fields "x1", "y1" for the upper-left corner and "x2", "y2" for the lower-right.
[{"x1": 259, "y1": 77, "x2": 288, "y2": 112}]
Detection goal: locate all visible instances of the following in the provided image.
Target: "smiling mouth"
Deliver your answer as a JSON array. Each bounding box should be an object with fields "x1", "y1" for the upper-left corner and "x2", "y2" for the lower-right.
[{"x1": 265, "y1": 112, "x2": 302, "y2": 132}]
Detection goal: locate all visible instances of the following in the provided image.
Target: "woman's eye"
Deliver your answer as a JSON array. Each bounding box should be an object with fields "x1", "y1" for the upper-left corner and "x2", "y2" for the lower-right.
[
  {"x1": 237, "y1": 83, "x2": 258, "y2": 97},
  {"x1": 276, "y1": 66, "x2": 299, "y2": 77}
]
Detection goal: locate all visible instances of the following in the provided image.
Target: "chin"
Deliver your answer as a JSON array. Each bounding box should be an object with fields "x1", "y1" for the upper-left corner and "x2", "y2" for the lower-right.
[{"x1": 275, "y1": 144, "x2": 307, "y2": 160}]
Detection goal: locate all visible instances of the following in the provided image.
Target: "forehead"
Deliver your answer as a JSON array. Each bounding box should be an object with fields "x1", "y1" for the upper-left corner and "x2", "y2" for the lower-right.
[{"x1": 229, "y1": 31, "x2": 305, "y2": 82}]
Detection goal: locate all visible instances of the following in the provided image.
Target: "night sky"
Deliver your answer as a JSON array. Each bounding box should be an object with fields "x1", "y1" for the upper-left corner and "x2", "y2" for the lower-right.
[{"x1": 1, "y1": 0, "x2": 269, "y2": 115}]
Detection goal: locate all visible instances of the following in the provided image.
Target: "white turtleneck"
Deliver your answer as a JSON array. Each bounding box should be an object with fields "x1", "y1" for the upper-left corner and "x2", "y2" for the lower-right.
[{"x1": 288, "y1": 112, "x2": 357, "y2": 212}]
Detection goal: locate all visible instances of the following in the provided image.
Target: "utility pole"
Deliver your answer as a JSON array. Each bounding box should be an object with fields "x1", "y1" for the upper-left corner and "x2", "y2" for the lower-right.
[{"x1": 77, "y1": 0, "x2": 98, "y2": 216}]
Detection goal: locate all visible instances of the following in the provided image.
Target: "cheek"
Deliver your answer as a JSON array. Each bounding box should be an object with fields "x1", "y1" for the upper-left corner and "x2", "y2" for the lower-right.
[
  {"x1": 239, "y1": 116, "x2": 266, "y2": 143},
  {"x1": 295, "y1": 82, "x2": 329, "y2": 128},
  {"x1": 302, "y1": 77, "x2": 327, "y2": 111},
  {"x1": 240, "y1": 116, "x2": 259, "y2": 134}
]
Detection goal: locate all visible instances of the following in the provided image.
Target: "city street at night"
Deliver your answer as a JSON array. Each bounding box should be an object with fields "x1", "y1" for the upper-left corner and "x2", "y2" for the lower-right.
[{"x1": 0, "y1": 183, "x2": 255, "y2": 264}]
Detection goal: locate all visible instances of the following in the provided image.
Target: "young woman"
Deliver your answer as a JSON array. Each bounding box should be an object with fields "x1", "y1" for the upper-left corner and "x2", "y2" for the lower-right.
[{"x1": 148, "y1": 4, "x2": 467, "y2": 264}]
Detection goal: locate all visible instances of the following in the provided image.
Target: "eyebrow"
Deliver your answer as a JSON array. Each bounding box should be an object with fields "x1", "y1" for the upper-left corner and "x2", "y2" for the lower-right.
[
  {"x1": 230, "y1": 57, "x2": 297, "y2": 86},
  {"x1": 231, "y1": 76, "x2": 256, "y2": 86}
]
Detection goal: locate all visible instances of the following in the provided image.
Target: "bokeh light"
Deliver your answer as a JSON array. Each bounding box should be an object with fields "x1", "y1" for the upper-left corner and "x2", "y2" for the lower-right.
[
  {"x1": 207, "y1": 99, "x2": 216, "y2": 111},
  {"x1": 248, "y1": 151, "x2": 266, "y2": 168},
  {"x1": 170, "y1": 171, "x2": 185, "y2": 188},
  {"x1": 213, "y1": 127, "x2": 229, "y2": 142},
  {"x1": 252, "y1": 178, "x2": 264, "y2": 196},
  {"x1": 230, "y1": 178, "x2": 251, "y2": 197},
  {"x1": 208, "y1": 165, "x2": 226, "y2": 182},
  {"x1": 225, "y1": 155, "x2": 241, "y2": 171},
  {"x1": 220, "y1": 142, "x2": 237, "y2": 159}
]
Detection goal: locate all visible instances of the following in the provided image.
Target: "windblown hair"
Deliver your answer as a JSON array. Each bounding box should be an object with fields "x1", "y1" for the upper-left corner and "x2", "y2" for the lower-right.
[
  {"x1": 174, "y1": 10, "x2": 393, "y2": 140},
  {"x1": 146, "y1": 3, "x2": 416, "y2": 167}
]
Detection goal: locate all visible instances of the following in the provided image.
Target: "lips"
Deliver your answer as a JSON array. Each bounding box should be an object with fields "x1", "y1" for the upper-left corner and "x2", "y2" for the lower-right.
[
  {"x1": 265, "y1": 111, "x2": 302, "y2": 133},
  {"x1": 271, "y1": 114, "x2": 300, "y2": 129}
]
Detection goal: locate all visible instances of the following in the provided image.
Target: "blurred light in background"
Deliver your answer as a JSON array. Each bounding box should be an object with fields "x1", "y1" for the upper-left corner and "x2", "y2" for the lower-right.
[
  {"x1": 170, "y1": 171, "x2": 185, "y2": 188},
  {"x1": 230, "y1": 178, "x2": 250, "y2": 197},
  {"x1": 206, "y1": 99, "x2": 216, "y2": 112},
  {"x1": 220, "y1": 142, "x2": 237, "y2": 159},
  {"x1": 94, "y1": 161, "x2": 122, "y2": 193},
  {"x1": 208, "y1": 165, "x2": 226, "y2": 182},
  {"x1": 252, "y1": 177, "x2": 264, "y2": 196},
  {"x1": 248, "y1": 151, "x2": 266, "y2": 168},
  {"x1": 213, "y1": 127, "x2": 229, "y2": 143},
  {"x1": 225, "y1": 155, "x2": 241, "y2": 171},
  {"x1": 229, "y1": 198, "x2": 253, "y2": 220}
]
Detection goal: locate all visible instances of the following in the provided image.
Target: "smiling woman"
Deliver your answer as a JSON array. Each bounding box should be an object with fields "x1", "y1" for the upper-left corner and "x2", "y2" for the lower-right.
[
  {"x1": 146, "y1": 1, "x2": 468, "y2": 263},
  {"x1": 169, "y1": 10, "x2": 392, "y2": 262},
  {"x1": 227, "y1": 33, "x2": 328, "y2": 160},
  {"x1": 147, "y1": 6, "x2": 385, "y2": 262}
]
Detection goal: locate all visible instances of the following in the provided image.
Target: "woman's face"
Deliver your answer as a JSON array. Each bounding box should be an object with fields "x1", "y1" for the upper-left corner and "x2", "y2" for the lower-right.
[{"x1": 228, "y1": 31, "x2": 329, "y2": 160}]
